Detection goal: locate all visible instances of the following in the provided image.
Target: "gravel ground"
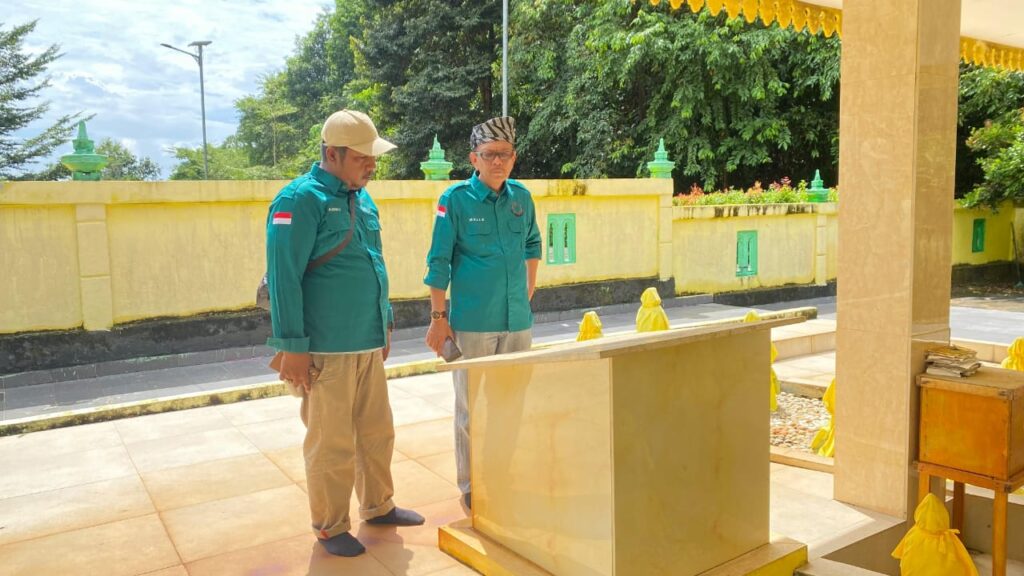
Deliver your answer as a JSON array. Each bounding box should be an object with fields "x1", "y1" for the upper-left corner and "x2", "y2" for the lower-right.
[{"x1": 770, "y1": 392, "x2": 831, "y2": 453}]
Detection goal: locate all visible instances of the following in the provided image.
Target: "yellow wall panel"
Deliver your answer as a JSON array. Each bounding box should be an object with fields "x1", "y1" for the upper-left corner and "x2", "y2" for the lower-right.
[
  {"x1": 106, "y1": 203, "x2": 267, "y2": 322},
  {"x1": 0, "y1": 206, "x2": 82, "y2": 333},
  {"x1": 672, "y1": 207, "x2": 821, "y2": 294},
  {"x1": 951, "y1": 203, "x2": 1015, "y2": 265}
]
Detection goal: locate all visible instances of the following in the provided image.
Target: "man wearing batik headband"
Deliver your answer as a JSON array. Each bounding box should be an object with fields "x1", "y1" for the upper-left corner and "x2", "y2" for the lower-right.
[
  {"x1": 423, "y1": 116, "x2": 543, "y2": 510},
  {"x1": 266, "y1": 109, "x2": 424, "y2": 558}
]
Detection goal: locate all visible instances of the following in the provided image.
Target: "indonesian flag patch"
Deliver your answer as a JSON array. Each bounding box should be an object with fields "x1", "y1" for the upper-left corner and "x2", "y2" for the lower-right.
[
  {"x1": 436, "y1": 204, "x2": 447, "y2": 218},
  {"x1": 272, "y1": 212, "x2": 292, "y2": 225}
]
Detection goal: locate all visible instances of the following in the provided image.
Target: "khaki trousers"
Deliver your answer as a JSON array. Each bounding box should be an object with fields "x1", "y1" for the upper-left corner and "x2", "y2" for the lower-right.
[{"x1": 301, "y1": 351, "x2": 395, "y2": 538}]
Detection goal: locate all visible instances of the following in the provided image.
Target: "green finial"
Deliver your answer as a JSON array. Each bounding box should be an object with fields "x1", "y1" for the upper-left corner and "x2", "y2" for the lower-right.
[
  {"x1": 60, "y1": 121, "x2": 108, "y2": 181},
  {"x1": 646, "y1": 138, "x2": 675, "y2": 179},
  {"x1": 807, "y1": 169, "x2": 829, "y2": 202},
  {"x1": 420, "y1": 135, "x2": 453, "y2": 181}
]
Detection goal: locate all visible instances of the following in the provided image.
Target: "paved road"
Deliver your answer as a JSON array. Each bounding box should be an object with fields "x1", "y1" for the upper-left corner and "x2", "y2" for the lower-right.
[{"x1": 3, "y1": 294, "x2": 1022, "y2": 422}]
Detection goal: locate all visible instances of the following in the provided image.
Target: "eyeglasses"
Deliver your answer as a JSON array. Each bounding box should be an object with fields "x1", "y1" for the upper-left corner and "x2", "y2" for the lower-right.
[{"x1": 475, "y1": 150, "x2": 515, "y2": 162}]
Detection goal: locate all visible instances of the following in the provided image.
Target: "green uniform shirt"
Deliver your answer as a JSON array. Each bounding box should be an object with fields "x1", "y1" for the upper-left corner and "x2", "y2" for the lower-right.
[
  {"x1": 266, "y1": 163, "x2": 393, "y2": 353},
  {"x1": 424, "y1": 173, "x2": 542, "y2": 333}
]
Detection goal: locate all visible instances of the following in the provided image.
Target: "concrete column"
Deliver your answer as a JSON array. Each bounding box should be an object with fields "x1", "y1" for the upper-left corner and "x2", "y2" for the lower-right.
[
  {"x1": 834, "y1": 0, "x2": 961, "y2": 518},
  {"x1": 75, "y1": 204, "x2": 114, "y2": 330},
  {"x1": 658, "y1": 190, "x2": 674, "y2": 282},
  {"x1": 814, "y1": 211, "x2": 829, "y2": 286}
]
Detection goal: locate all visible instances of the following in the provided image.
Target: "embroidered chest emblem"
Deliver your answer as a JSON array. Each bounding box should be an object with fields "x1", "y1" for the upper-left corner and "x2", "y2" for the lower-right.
[{"x1": 510, "y1": 201, "x2": 524, "y2": 217}]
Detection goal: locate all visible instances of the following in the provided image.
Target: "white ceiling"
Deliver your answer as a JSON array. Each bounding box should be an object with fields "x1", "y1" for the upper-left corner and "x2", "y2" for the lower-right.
[{"x1": 801, "y1": 0, "x2": 1024, "y2": 49}]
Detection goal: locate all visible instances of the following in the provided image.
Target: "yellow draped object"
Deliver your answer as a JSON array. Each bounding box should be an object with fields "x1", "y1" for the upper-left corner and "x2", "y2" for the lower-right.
[
  {"x1": 1006, "y1": 338, "x2": 1024, "y2": 494},
  {"x1": 577, "y1": 311, "x2": 604, "y2": 341},
  {"x1": 810, "y1": 378, "x2": 835, "y2": 457},
  {"x1": 1001, "y1": 337, "x2": 1024, "y2": 371},
  {"x1": 891, "y1": 493, "x2": 979, "y2": 576},
  {"x1": 641, "y1": 0, "x2": 1024, "y2": 72},
  {"x1": 636, "y1": 287, "x2": 670, "y2": 332},
  {"x1": 743, "y1": 311, "x2": 780, "y2": 410}
]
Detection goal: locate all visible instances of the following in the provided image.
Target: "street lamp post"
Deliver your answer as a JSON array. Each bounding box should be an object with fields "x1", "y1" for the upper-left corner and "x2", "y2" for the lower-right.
[
  {"x1": 161, "y1": 40, "x2": 212, "y2": 179},
  {"x1": 502, "y1": 0, "x2": 508, "y2": 116}
]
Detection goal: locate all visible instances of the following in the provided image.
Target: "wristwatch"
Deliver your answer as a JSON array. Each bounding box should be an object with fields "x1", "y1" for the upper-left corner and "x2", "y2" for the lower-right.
[{"x1": 430, "y1": 310, "x2": 448, "y2": 320}]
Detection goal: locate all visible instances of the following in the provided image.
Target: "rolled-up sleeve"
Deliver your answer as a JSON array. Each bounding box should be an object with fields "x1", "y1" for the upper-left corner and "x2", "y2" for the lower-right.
[
  {"x1": 524, "y1": 196, "x2": 542, "y2": 260},
  {"x1": 266, "y1": 193, "x2": 318, "y2": 353},
  {"x1": 423, "y1": 194, "x2": 456, "y2": 290}
]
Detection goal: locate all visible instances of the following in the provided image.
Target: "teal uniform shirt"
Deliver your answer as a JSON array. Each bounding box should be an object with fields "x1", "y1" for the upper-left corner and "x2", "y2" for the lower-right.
[
  {"x1": 266, "y1": 163, "x2": 393, "y2": 353},
  {"x1": 424, "y1": 172, "x2": 542, "y2": 333}
]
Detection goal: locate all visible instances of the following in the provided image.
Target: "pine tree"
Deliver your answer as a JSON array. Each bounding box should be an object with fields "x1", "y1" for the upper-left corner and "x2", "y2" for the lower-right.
[{"x1": 0, "y1": 20, "x2": 81, "y2": 179}]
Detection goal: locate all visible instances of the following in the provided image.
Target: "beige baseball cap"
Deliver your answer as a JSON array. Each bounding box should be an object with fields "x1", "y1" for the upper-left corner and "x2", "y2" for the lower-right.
[{"x1": 321, "y1": 109, "x2": 396, "y2": 156}]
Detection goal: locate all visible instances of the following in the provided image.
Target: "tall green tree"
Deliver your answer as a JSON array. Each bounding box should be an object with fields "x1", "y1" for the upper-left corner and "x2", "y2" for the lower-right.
[
  {"x1": 96, "y1": 139, "x2": 161, "y2": 180},
  {"x1": 0, "y1": 20, "x2": 82, "y2": 179},
  {"x1": 357, "y1": 0, "x2": 502, "y2": 179},
  {"x1": 235, "y1": 73, "x2": 300, "y2": 171},
  {"x1": 511, "y1": 2, "x2": 840, "y2": 189},
  {"x1": 957, "y1": 65, "x2": 1024, "y2": 197},
  {"x1": 169, "y1": 137, "x2": 291, "y2": 181},
  {"x1": 962, "y1": 108, "x2": 1024, "y2": 209}
]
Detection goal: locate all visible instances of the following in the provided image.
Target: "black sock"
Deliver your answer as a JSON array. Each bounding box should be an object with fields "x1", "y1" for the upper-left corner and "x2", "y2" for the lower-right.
[{"x1": 319, "y1": 532, "x2": 365, "y2": 557}]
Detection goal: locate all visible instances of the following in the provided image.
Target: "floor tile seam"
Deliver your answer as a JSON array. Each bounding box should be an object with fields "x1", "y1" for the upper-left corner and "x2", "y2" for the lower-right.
[
  {"x1": 114, "y1": 417, "x2": 239, "y2": 446},
  {"x1": 169, "y1": 514, "x2": 311, "y2": 566},
  {"x1": 365, "y1": 544, "x2": 445, "y2": 576},
  {"x1": 0, "y1": 466, "x2": 140, "y2": 502},
  {"x1": 116, "y1": 423, "x2": 187, "y2": 569},
  {"x1": 0, "y1": 470, "x2": 154, "y2": 509},
  {"x1": 214, "y1": 405, "x2": 298, "y2": 429},
  {"x1": 0, "y1": 505, "x2": 159, "y2": 550},
  {"x1": 394, "y1": 415, "x2": 454, "y2": 431},
  {"x1": 139, "y1": 451, "x2": 291, "y2": 490},
  {"x1": 0, "y1": 510, "x2": 168, "y2": 556},
  {"x1": 398, "y1": 458, "x2": 461, "y2": 503},
  {"x1": 176, "y1": 532, "x2": 315, "y2": 573},
  {"x1": 159, "y1": 484, "x2": 311, "y2": 564},
  {"x1": 260, "y1": 444, "x2": 306, "y2": 489}
]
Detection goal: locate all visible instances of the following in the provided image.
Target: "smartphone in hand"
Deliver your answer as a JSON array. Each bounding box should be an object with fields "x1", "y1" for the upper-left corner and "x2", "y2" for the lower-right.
[{"x1": 441, "y1": 337, "x2": 462, "y2": 362}]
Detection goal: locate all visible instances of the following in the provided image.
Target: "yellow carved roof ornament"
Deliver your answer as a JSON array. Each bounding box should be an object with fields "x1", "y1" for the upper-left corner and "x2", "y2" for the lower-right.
[{"x1": 644, "y1": 0, "x2": 1024, "y2": 71}]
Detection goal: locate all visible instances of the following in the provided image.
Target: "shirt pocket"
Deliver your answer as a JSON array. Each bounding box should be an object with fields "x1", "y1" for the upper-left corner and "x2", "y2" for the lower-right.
[
  {"x1": 507, "y1": 217, "x2": 523, "y2": 234},
  {"x1": 323, "y1": 209, "x2": 352, "y2": 233},
  {"x1": 365, "y1": 216, "x2": 383, "y2": 251},
  {"x1": 467, "y1": 219, "x2": 492, "y2": 236}
]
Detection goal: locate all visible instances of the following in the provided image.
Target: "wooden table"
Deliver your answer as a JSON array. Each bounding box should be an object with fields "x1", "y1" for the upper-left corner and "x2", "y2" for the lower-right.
[{"x1": 917, "y1": 367, "x2": 1024, "y2": 576}]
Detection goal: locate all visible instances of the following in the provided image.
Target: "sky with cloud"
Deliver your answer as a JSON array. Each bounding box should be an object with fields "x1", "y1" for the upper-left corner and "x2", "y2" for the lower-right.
[{"x1": 11, "y1": 0, "x2": 334, "y2": 177}]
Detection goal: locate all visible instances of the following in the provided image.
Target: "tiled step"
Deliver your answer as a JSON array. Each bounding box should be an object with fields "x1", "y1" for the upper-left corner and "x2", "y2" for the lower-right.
[
  {"x1": 772, "y1": 319, "x2": 835, "y2": 360},
  {"x1": 794, "y1": 558, "x2": 886, "y2": 575}
]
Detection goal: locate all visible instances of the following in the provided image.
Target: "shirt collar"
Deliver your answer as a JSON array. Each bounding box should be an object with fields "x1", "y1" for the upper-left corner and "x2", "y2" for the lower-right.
[
  {"x1": 310, "y1": 162, "x2": 360, "y2": 196},
  {"x1": 468, "y1": 171, "x2": 511, "y2": 202}
]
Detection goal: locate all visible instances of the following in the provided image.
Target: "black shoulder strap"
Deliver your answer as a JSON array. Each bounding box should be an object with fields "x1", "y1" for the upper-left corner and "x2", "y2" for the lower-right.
[{"x1": 306, "y1": 192, "x2": 356, "y2": 272}]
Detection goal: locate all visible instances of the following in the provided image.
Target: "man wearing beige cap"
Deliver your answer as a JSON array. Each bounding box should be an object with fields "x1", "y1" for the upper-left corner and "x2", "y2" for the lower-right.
[
  {"x1": 423, "y1": 117, "x2": 542, "y2": 510},
  {"x1": 265, "y1": 109, "x2": 424, "y2": 557}
]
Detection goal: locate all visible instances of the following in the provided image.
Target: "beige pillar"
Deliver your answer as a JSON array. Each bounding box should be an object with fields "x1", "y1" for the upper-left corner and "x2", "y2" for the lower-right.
[
  {"x1": 658, "y1": 187, "x2": 674, "y2": 282},
  {"x1": 75, "y1": 204, "x2": 114, "y2": 330},
  {"x1": 814, "y1": 210, "x2": 830, "y2": 286},
  {"x1": 834, "y1": 1, "x2": 961, "y2": 518}
]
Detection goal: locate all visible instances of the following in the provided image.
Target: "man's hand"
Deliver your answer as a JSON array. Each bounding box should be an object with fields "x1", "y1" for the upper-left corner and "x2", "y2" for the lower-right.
[
  {"x1": 383, "y1": 329, "x2": 392, "y2": 362},
  {"x1": 425, "y1": 318, "x2": 455, "y2": 356},
  {"x1": 279, "y1": 351, "x2": 313, "y2": 393}
]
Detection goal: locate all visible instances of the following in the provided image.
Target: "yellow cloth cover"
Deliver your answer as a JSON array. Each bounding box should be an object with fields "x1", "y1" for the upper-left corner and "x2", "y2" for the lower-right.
[
  {"x1": 1001, "y1": 337, "x2": 1024, "y2": 371},
  {"x1": 577, "y1": 311, "x2": 604, "y2": 341},
  {"x1": 636, "y1": 287, "x2": 669, "y2": 332},
  {"x1": 891, "y1": 493, "x2": 978, "y2": 576},
  {"x1": 743, "y1": 311, "x2": 780, "y2": 410},
  {"x1": 810, "y1": 378, "x2": 835, "y2": 457}
]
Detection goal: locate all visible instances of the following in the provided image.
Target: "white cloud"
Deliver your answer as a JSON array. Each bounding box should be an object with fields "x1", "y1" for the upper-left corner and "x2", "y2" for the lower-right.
[{"x1": 10, "y1": 0, "x2": 333, "y2": 177}]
